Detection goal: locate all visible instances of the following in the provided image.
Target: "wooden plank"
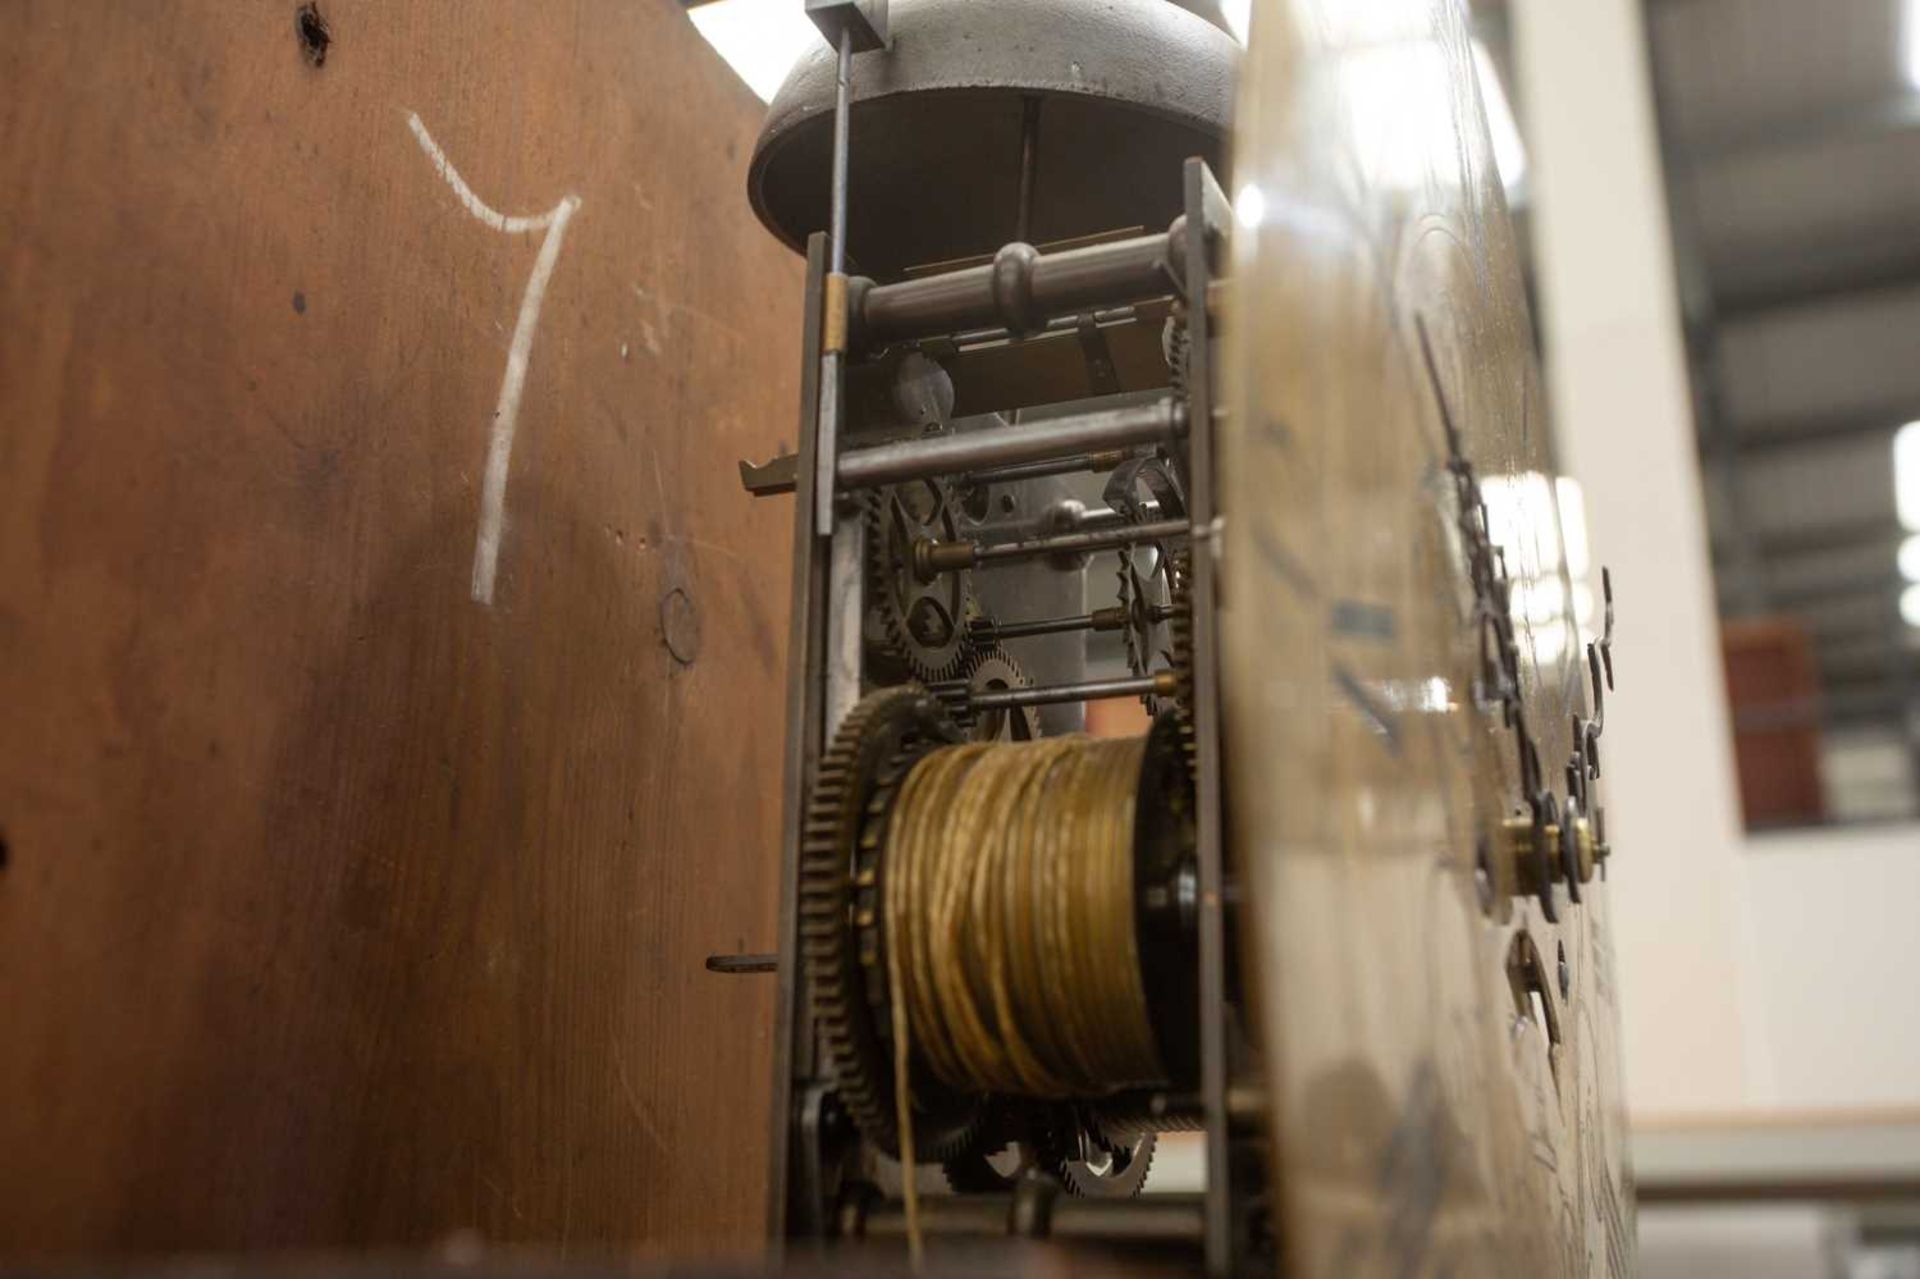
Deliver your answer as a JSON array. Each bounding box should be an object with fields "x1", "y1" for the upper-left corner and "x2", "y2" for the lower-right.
[
  {"x1": 1220, "y1": 3, "x2": 1633, "y2": 1275},
  {"x1": 0, "y1": 0, "x2": 798, "y2": 1253}
]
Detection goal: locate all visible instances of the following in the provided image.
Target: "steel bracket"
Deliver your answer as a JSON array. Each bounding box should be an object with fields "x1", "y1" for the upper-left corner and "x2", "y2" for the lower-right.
[{"x1": 806, "y1": 0, "x2": 889, "y2": 53}]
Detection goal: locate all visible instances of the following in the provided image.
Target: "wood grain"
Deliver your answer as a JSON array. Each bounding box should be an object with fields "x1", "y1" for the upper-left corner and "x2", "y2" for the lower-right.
[
  {"x1": 0, "y1": 0, "x2": 797, "y2": 1254},
  {"x1": 1220, "y1": 3, "x2": 1634, "y2": 1275}
]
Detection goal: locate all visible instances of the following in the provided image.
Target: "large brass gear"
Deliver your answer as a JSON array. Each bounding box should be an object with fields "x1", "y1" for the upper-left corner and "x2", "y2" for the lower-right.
[
  {"x1": 863, "y1": 480, "x2": 978, "y2": 683},
  {"x1": 800, "y1": 685, "x2": 982, "y2": 1161}
]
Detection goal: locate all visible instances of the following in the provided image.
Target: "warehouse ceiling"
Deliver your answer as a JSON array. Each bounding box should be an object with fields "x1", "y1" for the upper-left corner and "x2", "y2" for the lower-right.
[{"x1": 1645, "y1": 0, "x2": 1920, "y2": 737}]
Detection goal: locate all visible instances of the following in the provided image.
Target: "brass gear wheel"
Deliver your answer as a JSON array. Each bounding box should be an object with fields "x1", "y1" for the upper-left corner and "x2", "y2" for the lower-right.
[
  {"x1": 864, "y1": 480, "x2": 978, "y2": 683},
  {"x1": 800, "y1": 685, "x2": 982, "y2": 1161}
]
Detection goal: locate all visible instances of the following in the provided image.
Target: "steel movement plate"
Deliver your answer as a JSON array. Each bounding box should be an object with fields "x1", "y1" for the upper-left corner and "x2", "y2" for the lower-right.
[{"x1": 1219, "y1": 3, "x2": 1634, "y2": 1276}]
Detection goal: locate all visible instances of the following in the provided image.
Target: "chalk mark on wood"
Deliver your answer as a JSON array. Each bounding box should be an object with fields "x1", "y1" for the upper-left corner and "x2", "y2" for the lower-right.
[{"x1": 407, "y1": 111, "x2": 582, "y2": 604}]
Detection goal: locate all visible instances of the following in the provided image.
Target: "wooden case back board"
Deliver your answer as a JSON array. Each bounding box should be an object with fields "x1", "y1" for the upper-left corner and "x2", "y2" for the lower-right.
[
  {"x1": 0, "y1": 0, "x2": 796, "y2": 1254},
  {"x1": 1220, "y1": 2, "x2": 1634, "y2": 1275}
]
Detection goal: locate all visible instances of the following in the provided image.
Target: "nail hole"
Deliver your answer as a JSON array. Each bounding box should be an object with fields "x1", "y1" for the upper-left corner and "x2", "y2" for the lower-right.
[
  {"x1": 296, "y1": 4, "x2": 331, "y2": 67},
  {"x1": 1557, "y1": 940, "x2": 1571, "y2": 999},
  {"x1": 0, "y1": 829, "x2": 10, "y2": 871}
]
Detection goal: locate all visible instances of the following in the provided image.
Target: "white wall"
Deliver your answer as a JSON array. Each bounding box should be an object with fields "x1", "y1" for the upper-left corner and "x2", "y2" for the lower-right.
[
  {"x1": 1744, "y1": 824, "x2": 1920, "y2": 1109},
  {"x1": 1509, "y1": 0, "x2": 1757, "y2": 1117},
  {"x1": 1637, "y1": 1205, "x2": 1833, "y2": 1279},
  {"x1": 1510, "y1": 0, "x2": 1920, "y2": 1118}
]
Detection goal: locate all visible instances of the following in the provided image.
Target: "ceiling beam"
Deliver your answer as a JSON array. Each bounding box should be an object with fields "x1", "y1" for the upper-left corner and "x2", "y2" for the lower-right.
[
  {"x1": 1681, "y1": 93, "x2": 1920, "y2": 172},
  {"x1": 1731, "y1": 684, "x2": 1917, "y2": 732},
  {"x1": 1735, "y1": 572, "x2": 1910, "y2": 610},
  {"x1": 1697, "y1": 404, "x2": 1912, "y2": 461},
  {"x1": 1644, "y1": 17, "x2": 1775, "y2": 615},
  {"x1": 1711, "y1": 517, "x2": 1905, "y2": 563},
  {"x1": 1712, "y1": 245, "x2": 1920, "y2": 324}
]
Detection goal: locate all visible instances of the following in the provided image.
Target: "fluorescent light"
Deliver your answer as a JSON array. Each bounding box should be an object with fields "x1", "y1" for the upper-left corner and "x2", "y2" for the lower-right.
[
  {"x1": 1901, "y1": 534, "x2": 1920, "y2": 582},
  {"x1": 1903, "y1": 582, "x2": 1920, "y2": 629},
  {"x1": 1472, "y1": 40, "x2": 1528, "y2": 191},
  {"x1": 1898, "y1": 421, "x2": 1920, "y2": 531},
  {"x1": 1906, "y1": 0, "x2": 1920, "y2": 87},
  {"x1": 688, "y1": 0, "x2": 820, "y2": 103}
]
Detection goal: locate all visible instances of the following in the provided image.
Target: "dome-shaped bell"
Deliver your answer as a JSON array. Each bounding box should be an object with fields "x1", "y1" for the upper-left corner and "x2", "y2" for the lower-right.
[{"x1": 747, "y1": 0, "x2": 1239, "y2": 281}]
